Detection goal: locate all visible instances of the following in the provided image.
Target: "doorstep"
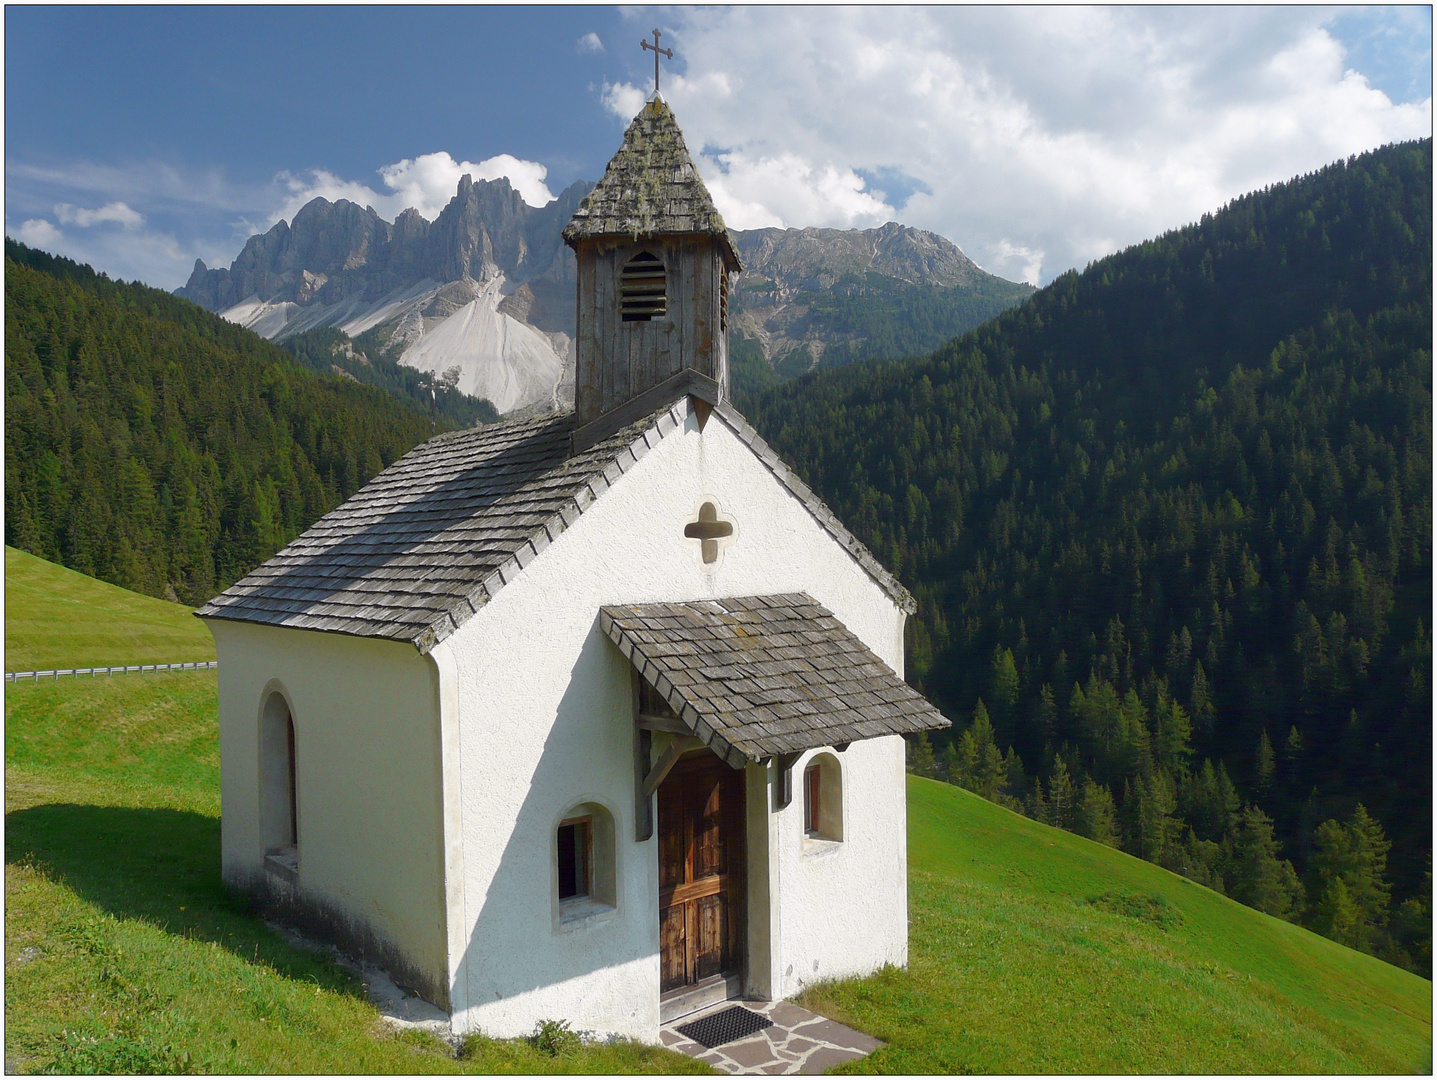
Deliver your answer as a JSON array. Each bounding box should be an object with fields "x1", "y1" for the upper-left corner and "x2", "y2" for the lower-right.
[
  {"x1": 660, "y1": 972, "x2": 744, "y2": 1024},
  {"x1": 660, "y1": 998, "x2": 881, "y2": 1075}
]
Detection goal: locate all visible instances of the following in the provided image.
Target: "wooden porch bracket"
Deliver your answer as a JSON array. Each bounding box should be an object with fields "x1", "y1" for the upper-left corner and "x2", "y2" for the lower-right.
[
  {"x1": 637, "y1": 711, "x2": 690, "y2": 735},
  {"x1": 772, "y1": 751, "x2": 803, "y2": 811},
  {"x1": 643, "y1": 740, "x2": 687, "y2": 797}
]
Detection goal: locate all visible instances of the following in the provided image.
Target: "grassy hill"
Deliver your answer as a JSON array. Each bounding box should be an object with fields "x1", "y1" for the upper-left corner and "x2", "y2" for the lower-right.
[
  {"x1": 6, "y1": 561, "x2": 1429, "y2": 1073},
  {"x1": 801, "y1": 777, "x2": 1430, "y2": 1073},
  {"x1": 5, "y1": 546, "x2": 215, "y2": 672}
]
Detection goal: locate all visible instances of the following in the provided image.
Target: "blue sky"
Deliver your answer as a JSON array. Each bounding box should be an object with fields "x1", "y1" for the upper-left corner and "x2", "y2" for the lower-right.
[{"x1": 6, "y1": 6, "x2": 1431, "y2": 290}]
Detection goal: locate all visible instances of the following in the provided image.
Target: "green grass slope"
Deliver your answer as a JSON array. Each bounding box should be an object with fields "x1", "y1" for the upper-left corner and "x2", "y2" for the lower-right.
[
  {"x1": 5, "y1": 558, "x2": 1428, "y2": 1073},
  {"x1": 5, "y1": 545, "x2": 216, "y2": 672},
  {"x1": 3, "y1": 558, "x2": 703, "y2": 1074},
  {"x1": 798, "y1": 776, "x2": 1431, "y2": 1073}
]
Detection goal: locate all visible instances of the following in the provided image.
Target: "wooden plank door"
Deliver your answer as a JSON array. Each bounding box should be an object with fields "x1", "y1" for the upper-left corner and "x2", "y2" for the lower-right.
[{"x1": 657, "y1": 753, "x2": 746, "y2": 993}]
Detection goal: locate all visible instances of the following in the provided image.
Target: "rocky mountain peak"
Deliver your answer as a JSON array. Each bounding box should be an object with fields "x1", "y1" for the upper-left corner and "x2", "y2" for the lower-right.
[{"x1": 733, "y1": 221, "x2": 982, "y2": 294}]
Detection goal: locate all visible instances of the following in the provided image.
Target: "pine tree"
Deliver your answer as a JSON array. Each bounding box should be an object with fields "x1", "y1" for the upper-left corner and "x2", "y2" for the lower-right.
[
  {"x1": 954, "y1": 700, "x2": 1007, "y2": 799},
  {"x1": 1034, "y1": 683, "x2": 1058, "y2": 749},
  {"x1": 1136, "y1": 767, "x2": 1179, "y2": 865},
  {"x1": 939, "y1": 740, "x2": 961, "y2": 784},
  {"x1": 1153, "y1": 691, "x2": 1193, "y2": 774},
  {"x1": 1074, "y1": 779, "x2": 1120, "y2": 848},
  {"x1": 990, "y1": 645, "x2": 1020, "y2": 743},
  {"x1": 1310, "y1": 805, "x2": 1393, "y2": 951},
  {"x1": 1256, "y1": 730, "x2": 1276, "y2": 796},
  {"x1": 1313, "y1": 876, "x2": 1362, "y2": 948},
  {"x1": 1027, "y1": 775, "x2": 1049, "y2": 824},
  {"x1": 1189, "y1": 661, "x2": 1215, "y2": 739},
  {"x1": 1224, "y1": 805, "x2": 1305, "y2": 920},
  {"x1": 1048, "y1": 753, "x2": 1076, "y2": 831},
  {"x1": 907, "y1": 732, "x2": 936, "y2": 777}
]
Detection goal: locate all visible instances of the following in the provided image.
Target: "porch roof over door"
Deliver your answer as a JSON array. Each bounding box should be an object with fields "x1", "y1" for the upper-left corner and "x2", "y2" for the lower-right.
[{"x1": 599, "y1": 593, "x2": 950, "y2": 769}]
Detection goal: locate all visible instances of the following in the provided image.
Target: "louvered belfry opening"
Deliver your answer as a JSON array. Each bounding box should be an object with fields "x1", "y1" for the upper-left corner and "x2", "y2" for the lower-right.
[{"x1": 621, "y1": 251, "x2": 667, "y2": 321}]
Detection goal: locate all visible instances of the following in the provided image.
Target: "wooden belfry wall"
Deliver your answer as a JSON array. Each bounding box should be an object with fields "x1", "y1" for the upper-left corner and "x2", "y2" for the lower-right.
[{"x1": 573, "y1": 235, "x2": 730, "y2": 426}]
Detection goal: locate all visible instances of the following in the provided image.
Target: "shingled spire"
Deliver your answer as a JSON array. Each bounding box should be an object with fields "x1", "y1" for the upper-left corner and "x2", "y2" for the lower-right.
[{"x1": 564, "y1": 97, "x2": 742, "y2": 448}]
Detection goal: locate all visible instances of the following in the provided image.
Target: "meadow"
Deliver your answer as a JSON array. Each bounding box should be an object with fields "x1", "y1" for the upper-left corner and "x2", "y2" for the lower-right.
[
  {"x1": 4, "y1": 546, "x2": 216, "y2": 672},
  {"x1": 5, "y1": 550, "x2": 1431, "y2": 1073}
]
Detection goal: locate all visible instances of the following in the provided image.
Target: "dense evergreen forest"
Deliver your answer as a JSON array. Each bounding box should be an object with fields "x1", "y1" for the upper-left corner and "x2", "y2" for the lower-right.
[
  {"x1": 4, "y1": 241, "x2": 439, "y2": 604},
  {"x1": 742, "y1": 140, "x2": 1432, "y2": 974},
  {"x1": 281, "y1": 324, "x2": 500, "y2": 430}
]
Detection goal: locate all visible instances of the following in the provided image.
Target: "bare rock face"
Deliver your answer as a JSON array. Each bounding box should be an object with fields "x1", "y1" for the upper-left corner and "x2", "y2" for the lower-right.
[
  {"x1": 734, "y1": 221, "x2": 982, "y2": 294},
  {"x1": 177, "y1": 182, "x2": 1026, "y2": 413},
  {"x1": 177, "y1": 175, "x2": 589, "y2": 326}
]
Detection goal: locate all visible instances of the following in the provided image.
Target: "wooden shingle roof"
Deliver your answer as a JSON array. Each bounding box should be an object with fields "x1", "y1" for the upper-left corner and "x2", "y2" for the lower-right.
[
  {"x1": 601, "y1": 594, "x2": 950, "y2": 767},
  {"x1": 561, "y1": 96, "x2": 740, "y2": 269},
  {"x1": 196, "y1": 397, "x2": 915, "y2": 651}
]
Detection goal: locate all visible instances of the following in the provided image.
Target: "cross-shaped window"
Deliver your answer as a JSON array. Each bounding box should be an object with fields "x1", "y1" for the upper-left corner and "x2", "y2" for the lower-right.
[{"x1": 684, "y1": 502, "x2": 734, "y2": 564}]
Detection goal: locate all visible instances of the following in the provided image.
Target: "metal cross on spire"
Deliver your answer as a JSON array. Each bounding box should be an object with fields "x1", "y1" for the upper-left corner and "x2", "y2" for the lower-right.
[{"x1": 640, "y1": 28, "x2": 673, "y2": 95}]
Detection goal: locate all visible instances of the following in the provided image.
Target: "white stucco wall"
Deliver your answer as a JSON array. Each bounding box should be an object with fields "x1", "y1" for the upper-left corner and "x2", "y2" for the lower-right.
[
  {"x1": 207, "y1": 619, "x2": 451, "y2": 1002},
  {"x1": 443, "y1": 403, "x2": 911, "y2": 1041},
  {"x1": 769, "y1": 737, "x2": 909, "y2": 998}
]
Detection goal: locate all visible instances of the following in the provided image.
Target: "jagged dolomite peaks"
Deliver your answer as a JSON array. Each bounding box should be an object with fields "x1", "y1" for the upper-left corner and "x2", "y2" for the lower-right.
[{"x1": 562, "y1": 96, "x2": 741, "y2": 270}]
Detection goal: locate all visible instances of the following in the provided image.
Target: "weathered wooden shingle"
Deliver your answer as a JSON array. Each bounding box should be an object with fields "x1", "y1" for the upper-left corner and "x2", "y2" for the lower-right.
[
  {"x1": 561, "y1": 96, "x2": 740, "y2": 269},
  {"x1": 601, "y1": 594, "x2": 950, "y2": 767},
  {"x1": 196, "y1": 402, "x2": 689, "y2": 651},
  {"x1": 197, "y1": 395, "x2": 918, "y2": 651}
]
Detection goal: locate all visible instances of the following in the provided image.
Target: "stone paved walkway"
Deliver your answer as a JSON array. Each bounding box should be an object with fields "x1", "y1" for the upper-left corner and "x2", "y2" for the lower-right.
[{"x1": 660, "y1": 999, "x2": 880, "y2": 1075}]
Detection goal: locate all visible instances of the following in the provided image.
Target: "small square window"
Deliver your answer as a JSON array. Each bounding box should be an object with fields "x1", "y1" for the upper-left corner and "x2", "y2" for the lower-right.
[{"x1": 558, "y1": 817, "x2": 592, "y2": 902}]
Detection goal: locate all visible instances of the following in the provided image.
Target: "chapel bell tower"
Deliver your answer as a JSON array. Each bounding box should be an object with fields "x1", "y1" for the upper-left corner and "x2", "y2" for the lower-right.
[{"x1": 562, "y1": 92, "x2": 742, "y2": 449}]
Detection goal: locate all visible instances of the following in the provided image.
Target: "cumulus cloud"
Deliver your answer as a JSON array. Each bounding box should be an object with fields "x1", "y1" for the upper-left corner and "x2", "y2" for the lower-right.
[
  {"x1": 54, "y1": 201, "x2": 144, "y2": 228},
  {"x1": 14, "y1": 218, "x2": 62, "y2": 248},
  {"x1": 611, "y1": 7, "x2": 1431, "y2": 283},
  {"x1": 602, "y1": 80, "x2": 647, "y2": 121},
  {"x1": 699, "y1": 150, "x2": 894, "y2": 231},
  {"x1": 578, "y1": 32, "x2": 603, "y2": 54},
  {"x1": 275, "y1": 150, "x2": 557, "y2": 225}
]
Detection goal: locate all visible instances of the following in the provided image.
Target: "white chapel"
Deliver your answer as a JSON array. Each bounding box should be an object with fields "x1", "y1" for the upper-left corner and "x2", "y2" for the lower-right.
[{"x1": 197, "y1": 95, "x2": 950, "y2": 1041}]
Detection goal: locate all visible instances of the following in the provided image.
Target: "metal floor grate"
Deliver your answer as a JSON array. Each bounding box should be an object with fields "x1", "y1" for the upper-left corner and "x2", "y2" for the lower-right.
[{"x1": 675, "y1": 1005, "x2": 773, "y2": 1049}]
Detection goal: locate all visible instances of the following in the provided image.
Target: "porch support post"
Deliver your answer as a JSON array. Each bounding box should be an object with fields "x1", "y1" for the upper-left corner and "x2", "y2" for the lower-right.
[
  {"x1": 772, "y1": 752, "x2": 802, "y2": 811},
  {"x1": 745, "y1": 758, "x2": 781, "y2": 1001},
  {"x1": 634, "y1": 727, "x2": 654, "y2": 842}
]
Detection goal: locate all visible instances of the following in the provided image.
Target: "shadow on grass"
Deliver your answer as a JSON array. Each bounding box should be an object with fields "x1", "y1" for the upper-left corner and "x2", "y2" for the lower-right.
[{"x1": 5, "y1": 802, "x2": 365, "y2": 1000}]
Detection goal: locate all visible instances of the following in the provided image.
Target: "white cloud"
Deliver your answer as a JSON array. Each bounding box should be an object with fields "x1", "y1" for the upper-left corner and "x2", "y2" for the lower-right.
[
  {"x1": 54, "y1": 200, "x2": 144, "y2": 228},
  {"x1": 602, "y1": 80, "x2": 647, "y2": 121},
  {"x1": 613, "y1": 7, "x2": 1431, "y2": 283},
  {"x1": 578, "y1": 32, "x2": 603, "y2": 54},
  {"x1": 14, "y1": 218, "x2": 62, "y2": 248},
  {"x1": 275, "y1": 151, "x2": 557, "y2": 226},
  {"x1": 381, "y1": 152, "x2": 555, "y2": 213},
  {"x1": 7, "y1": 214, "x2": 190, "y2": 284},
  {"x1": 699, "y1": 149, "x2": 894, "y2": 231},
  {"x1": 989, "y1": 240, "x2": 1046, "y2": 288}
]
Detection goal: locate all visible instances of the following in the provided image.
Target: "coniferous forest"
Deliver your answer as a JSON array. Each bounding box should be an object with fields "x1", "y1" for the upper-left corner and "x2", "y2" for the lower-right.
[
  {"x1": 4, "y1": 240, "x2": 439, "y2": 603},
  {"x1": 741, "y1": 140, "x2": 1432, "y2": 974}
]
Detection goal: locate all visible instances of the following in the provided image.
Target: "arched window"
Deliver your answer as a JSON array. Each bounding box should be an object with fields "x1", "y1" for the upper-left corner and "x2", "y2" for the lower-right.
[
  {"x1": 621, "y1": 251, "x2": 667, "y2": 322},
  {"x1": 260, "y1": 691, "x2": 298, "y2": 874},
  {"x1": 555, "y1": 801, "x2": 617, "y2": 925},
  {"x1": 803, "y1": 753, "x2": 843, "y2": 842}
]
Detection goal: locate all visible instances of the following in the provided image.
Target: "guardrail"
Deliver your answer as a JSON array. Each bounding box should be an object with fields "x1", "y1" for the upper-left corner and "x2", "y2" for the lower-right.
[{"x1": 5, "y1": 660, "x2": 218, "y2": 683}]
